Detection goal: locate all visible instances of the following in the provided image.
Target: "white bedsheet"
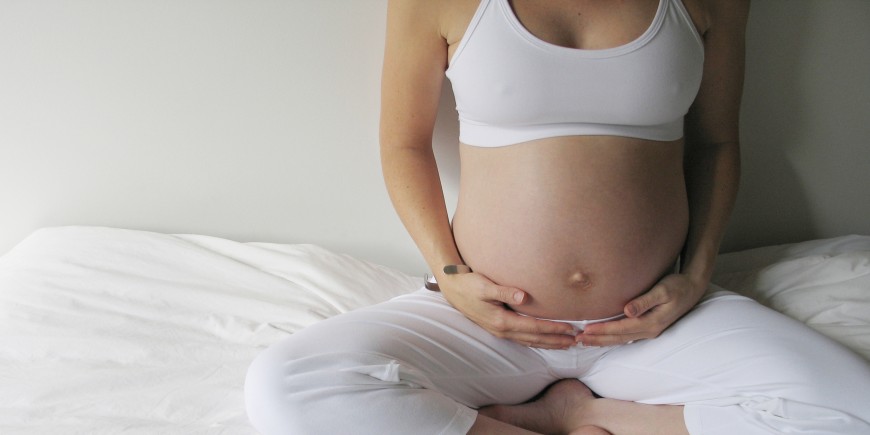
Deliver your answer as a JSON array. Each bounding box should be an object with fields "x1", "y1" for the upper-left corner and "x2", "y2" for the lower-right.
[
  {"x1": 0, "y1": 227, "x2": 419, "y2": 434},
  {"x1": 0, "y1": 227, "x2": 868, "y2": 433},
  {"x1": 712, "y1": 234, "x2": 870, "y2": 362}
]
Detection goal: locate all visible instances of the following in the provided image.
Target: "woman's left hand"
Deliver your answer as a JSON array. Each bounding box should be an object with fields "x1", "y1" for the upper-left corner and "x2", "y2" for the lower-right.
[{"x1": 576, "y1": 274, "x2": 707, "y2": 347}]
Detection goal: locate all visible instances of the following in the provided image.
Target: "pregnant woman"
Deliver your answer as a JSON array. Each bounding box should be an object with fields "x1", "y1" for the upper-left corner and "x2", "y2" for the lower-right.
[{"x1": 245, "y1": 0, "x2": 870, "y2": 433}]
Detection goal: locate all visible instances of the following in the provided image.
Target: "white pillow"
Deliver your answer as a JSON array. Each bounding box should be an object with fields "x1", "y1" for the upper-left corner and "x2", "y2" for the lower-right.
[{"x1": 713, "y1": 235, "x2": 870, "y2": 361}]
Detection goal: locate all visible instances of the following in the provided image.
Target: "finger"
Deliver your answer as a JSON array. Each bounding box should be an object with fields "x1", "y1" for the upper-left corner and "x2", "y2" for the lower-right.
[
  {"x1": 513, "y1": 340, "x2": 573, "y2": 350},
  {"x1": 505, "y1": 312, "x2": 577, "y2": 336},
  {"x1": 580, "y1": 312, "x2": 673, "y2": 345},
  {"x1": 528, "y1": 342, "x2": 577, "y2": 350},
  {"x1": 578, "y1": 331, "x2": 646, "y2": 347},
  {"x1": 503, "y1": 331, "x2": 578, "y2": 349},
  {"x1": 624, "y1": 285, "x2": 670, "y2": 318},
  {"x1": 581, "y1": 316, "x2": 646, "y2": 336},
  {"x1": 484, "y1": 311, "x2": 577, "y2": 345},
  {"x1": 487, "y1": 285, "x2": 527, "y2": 305}
]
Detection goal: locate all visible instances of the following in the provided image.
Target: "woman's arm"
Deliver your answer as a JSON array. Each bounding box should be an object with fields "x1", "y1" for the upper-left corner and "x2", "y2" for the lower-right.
[
  {"x1": 380, "y1": 0, "x2": 577, "y2": 349},
  {"x1": 380, "y1": 0, "x2": 458, "y2": 274},
  {"x1": 680, "y1": 0, "x2": 748, "y2": 288},
  {"x1": 579, "y1": 0, "x2": 751, "y2": 346}
]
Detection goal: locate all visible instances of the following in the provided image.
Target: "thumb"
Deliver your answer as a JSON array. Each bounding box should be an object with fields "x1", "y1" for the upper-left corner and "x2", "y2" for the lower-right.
[
  {"x1": 492, "y1": 285, "x2": 527, "y2": 305},
  {"x1": 625, "y1": 286, "x2": 667, "y2": 317}
]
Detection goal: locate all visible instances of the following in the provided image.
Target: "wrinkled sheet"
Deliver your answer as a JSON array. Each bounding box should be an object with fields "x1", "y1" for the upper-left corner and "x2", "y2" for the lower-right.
[
  {"x1": 712, "y1": 234, "x2": 870, "y2": 361},
  {"x1": 0, "y1": 227, "x2": 419, "y2": 434},
  {"x1": 0, "y1": 227, "x2": 867, "y2": 434}
]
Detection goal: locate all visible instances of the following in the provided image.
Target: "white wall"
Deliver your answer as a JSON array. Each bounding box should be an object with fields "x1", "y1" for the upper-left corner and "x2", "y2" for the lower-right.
[
  {"x1": 0, "y1": 0, "x2": 424, "y2": 272},
  {"x1": 1, "y1": 0, "x2": 869, "y2": 274}
]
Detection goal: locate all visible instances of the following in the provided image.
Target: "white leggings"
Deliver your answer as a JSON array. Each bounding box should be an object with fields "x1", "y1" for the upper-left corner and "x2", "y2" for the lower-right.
[{"x1": 245, "y1": 287, "x2": 870, "y2": 434}]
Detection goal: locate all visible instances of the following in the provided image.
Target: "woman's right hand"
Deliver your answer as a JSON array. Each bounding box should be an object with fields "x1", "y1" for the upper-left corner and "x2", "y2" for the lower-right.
[{"x1": 437, "y1": 272, "x2": 579, "y2": 349}]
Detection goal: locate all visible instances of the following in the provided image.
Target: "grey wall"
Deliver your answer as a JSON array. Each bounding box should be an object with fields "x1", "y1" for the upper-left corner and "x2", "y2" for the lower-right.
[{"x1": 724, "y1": 0, "x2": 870, "y2": 252}]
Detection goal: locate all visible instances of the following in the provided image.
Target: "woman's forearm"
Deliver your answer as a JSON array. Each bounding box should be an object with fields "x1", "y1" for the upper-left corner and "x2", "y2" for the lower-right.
[
  {"x1": 681, "y1": 140, "x2": 740, "y2": 287},
  {"x1": 679, "y1": 0, "x2": 748, "y2": 290},
  {"x1": 381, "y1": 144, "x2": 463, "y2": 277}
]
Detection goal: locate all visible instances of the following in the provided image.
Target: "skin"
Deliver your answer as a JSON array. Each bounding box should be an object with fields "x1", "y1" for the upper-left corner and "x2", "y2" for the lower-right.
[{"x1": 380, "y1": 0, "x2": 749, "y2": 432}]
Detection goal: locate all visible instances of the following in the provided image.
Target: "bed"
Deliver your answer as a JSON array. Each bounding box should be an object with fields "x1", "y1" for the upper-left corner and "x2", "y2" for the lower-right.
[{"x1": 1, "y1": 226, "x2": 868, "y2": 434}]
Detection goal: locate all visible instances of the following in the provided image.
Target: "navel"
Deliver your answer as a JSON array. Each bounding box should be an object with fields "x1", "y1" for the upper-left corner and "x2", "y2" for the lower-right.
[{"x1": 568, "y1": 270, "x2": 593, "y2": 290}]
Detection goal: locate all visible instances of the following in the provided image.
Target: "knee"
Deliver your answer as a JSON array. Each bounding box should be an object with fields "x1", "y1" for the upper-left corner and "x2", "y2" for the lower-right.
[
  {"x1": 244, "y1": 344, "x2": 296, "y2": 435},
  {"x1": 244, "y1": 339, "x2": 328, "y2": 434},
  {"x1": 244, "y1": 336, "x2": 409, "y2": 434}
]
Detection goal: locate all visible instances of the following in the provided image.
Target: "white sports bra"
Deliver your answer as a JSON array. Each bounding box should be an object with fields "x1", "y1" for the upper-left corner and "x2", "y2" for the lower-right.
[{"x1": 445, "y1": 0, "x2": 705, "y2": 147}]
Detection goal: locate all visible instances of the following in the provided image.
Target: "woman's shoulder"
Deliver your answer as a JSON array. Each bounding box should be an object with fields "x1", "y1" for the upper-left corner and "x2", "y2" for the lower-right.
[
  {"x1": 387, "y1": 0, "x2": 479, "y2": 42},
  {"x1": 686, "y1": 0, "x2": 750, "y2": 36}
]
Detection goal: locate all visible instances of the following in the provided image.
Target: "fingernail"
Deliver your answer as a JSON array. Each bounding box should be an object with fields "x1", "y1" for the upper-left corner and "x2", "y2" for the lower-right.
[{"x1": 513, "y1": 292, "x2": 524, "y2": 303}]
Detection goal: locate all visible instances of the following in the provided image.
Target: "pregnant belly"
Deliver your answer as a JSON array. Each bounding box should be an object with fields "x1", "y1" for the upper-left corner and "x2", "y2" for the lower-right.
[{"x1": 452, "y1": 138, "x2": 689, "y2": 320}]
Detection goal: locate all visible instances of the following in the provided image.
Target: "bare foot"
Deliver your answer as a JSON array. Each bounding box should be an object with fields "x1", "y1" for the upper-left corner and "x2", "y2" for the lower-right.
[
  {"x1": 479, "y1": 379, "x2": 608, "y2": 434},
  {"x1": 483, "y1": 378, "x2": 687, "y2": 435},
  {"x1": 537, "y1": 379, "x2": 601, "y2": 434}
]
